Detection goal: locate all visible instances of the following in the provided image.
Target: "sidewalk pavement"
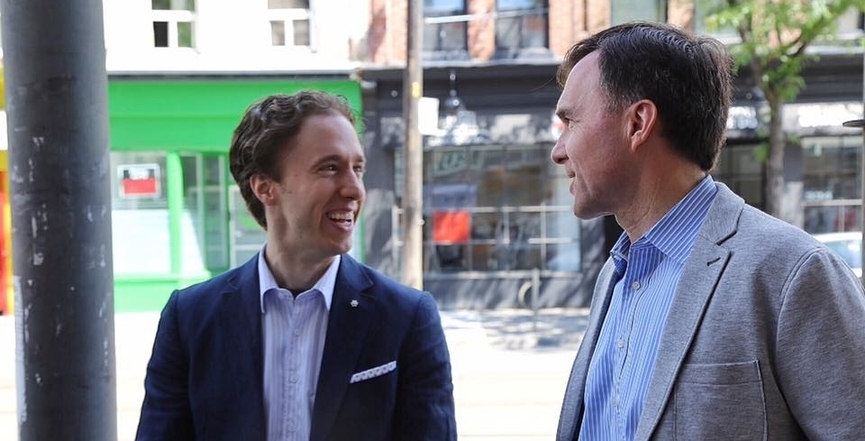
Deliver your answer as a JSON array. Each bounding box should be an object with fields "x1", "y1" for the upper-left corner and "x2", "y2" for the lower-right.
[
  {"x1": 442, "y1": 307, "x2": 589, "y2": 440},
  {"x1": 441, "y1": 307, "x2": 589, "y2": 351},
  {"x1": 1, "y1": 307, "x2": 590, "y2": 440}
]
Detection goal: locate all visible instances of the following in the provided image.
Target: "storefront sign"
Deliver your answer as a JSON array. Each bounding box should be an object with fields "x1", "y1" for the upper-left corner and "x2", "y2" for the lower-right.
[
  {"x1": 727, "y1": 105, "x2": 760, "y2": 131},
  {"x1": 782, "y1": 102, "x2": 862, "y2": 135},
  {"x1": 433, "y1": 211, "x2": 470, "y2": 244},
  {"x1": 118, "y1": 163, "x2": 160, "y2": 198}
]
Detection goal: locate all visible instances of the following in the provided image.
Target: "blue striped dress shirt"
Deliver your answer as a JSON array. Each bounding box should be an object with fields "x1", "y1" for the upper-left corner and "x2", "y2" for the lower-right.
[
  {"x1": 578, "y1": 176, "x2": 717, "y2": 441},
  {"x1": 258, "y1": 251, "x2": 338, "y2": 441}
]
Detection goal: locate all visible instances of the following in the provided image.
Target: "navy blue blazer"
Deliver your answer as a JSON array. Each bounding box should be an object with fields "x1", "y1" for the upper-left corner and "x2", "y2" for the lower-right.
[{"x1": 136, "y1": 254, "x2": 457, "y2": 441}]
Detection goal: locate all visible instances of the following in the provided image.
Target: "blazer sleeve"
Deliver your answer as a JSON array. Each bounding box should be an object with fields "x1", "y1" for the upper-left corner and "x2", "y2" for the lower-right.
[
  {"x1": 391, "y1": 292, "x2": 457, "y2": 440},
  {"x1": 774, "y1": 249, "x2": 865, "y2": 439},
  {"x1": 135, "y1": 291, "x2": 195, "y2": 441}
]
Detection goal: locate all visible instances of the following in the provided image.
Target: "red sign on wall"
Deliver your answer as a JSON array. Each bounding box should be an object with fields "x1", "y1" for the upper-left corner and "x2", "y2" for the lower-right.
[
  {"x1": 433, "y1": 211, "x2": 470, "y2": 244},
  {"x1": 118, "y1": 164, "x2": 160, "y2": 198}
]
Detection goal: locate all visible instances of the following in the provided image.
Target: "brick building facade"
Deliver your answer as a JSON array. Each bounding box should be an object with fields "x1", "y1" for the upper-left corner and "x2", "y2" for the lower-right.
[{"x1": 357, "y1": 1, "x2": 864, "y2": 308}]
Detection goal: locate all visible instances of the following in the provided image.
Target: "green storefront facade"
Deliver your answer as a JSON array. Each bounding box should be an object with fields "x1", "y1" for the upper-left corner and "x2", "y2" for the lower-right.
[{"x1": 108, "y1": 75, "x2": 362, "y2": 312}]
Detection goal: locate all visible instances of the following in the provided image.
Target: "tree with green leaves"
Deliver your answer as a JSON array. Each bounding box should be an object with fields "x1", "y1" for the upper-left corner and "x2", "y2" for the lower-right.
[{"x1": 703, "y1": 0, "x2": 865, "y2": 220}]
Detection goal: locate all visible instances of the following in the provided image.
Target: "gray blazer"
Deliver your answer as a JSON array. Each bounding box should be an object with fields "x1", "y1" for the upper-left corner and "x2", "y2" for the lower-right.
[{"x1": 557, "y1": 183, "x2": 865, "y2": 440}]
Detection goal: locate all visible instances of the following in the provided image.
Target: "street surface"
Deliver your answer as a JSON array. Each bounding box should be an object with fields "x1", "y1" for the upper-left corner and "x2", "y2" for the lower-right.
[{"x1": 0, "y1": 308, "x2": 589, "y2": 440}]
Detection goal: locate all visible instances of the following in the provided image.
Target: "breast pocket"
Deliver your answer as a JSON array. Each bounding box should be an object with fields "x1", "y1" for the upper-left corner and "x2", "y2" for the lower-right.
[{"x1": 674, "y1": 360, "x2": 767, "y2": 441}]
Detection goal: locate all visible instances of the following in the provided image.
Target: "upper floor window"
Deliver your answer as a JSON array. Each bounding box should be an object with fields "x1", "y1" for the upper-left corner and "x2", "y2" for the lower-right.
[
  {"x1": 831, "y1": 6, "x2": 864, "y2": 39},
  {"x1": 268, "y1": 0, "x2": 311, "y2": 47},
  {"x1": 495, "y1": 0, "x2": 548, "y2": 57},
  {"x1": 694, "y1": 0, "x2": 738, "y2": 41},
  {"x1": 611, "y1": 0, "x2": 666, "y2": 25},
  {"x1": 424, "y1": 0, "x2": 468, "y2": 60},
  {"x1": 152, "y1": 0, "x2": 195, "y2": 48}
]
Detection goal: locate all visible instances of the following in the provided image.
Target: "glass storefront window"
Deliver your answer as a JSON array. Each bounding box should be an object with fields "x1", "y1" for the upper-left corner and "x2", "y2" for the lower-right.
[
  {"x1": 182, "y1": 154, "x2": 229, "y2": 273},
  {"x1": 711, "y1": 144, "x2": 763, "y2": 209},
  {"x1": 398, "y1": 143, "x2": 581, "y2": 274},
  {"x1": 112, "y1": 152, "x2": 229, "y2": 276},
  {"x1": 230, "y1": 187, "x2": 267, "y2": 266},
  {"x1": 802, "y1": 135, "x2": 863, "y2": 233},
  {"x1": 111, "y1": 152, "x2": 171, "y2": 274}
]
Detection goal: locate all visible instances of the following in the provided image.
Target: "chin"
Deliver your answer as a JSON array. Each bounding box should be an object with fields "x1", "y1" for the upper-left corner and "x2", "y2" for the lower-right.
[
  {"x1": 572, "y1": 205, "x2": 603, "y2": 221},
  {"x1": 571, "y1": 203, "x2": 588, "y2": 219},
  {"x1": 333, "y1": 242, "x2": 353, "y2": 255}
]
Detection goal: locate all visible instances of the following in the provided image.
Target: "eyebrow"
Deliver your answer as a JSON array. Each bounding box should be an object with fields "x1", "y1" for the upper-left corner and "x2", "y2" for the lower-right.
[{"x1": 313, "y1": 154, "x2": 365, "y2": 166}]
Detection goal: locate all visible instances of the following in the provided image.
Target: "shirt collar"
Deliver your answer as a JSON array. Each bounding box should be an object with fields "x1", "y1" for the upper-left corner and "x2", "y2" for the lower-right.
[
  {"x1": 645, "y1": 175, "x2": 717, "y2": 264},
  {"x1": 257, "y1": 246, "x2": 340, "y2": 313},
  {"x1": 610, "y1": 175, "x2": 717, "y2": 267}
]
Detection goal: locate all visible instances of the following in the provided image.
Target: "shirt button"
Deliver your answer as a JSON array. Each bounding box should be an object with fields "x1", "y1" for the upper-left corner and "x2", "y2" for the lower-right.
[
  {"x1": 290, "y1": 375, "x2": 298, "y2": 383},
  {"x1": 616, "y1": 339, "x2": 625, "y2": 349},
  {"x1": 632, "y1": 280, "x2": 641, "y2": 290},
  {"x1": 294, "y1": 329, "x2": 301, "y2": 336}
]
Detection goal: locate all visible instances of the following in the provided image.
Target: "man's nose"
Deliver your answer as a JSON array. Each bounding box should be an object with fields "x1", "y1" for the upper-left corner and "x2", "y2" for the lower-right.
[
  {"x1": 550, "y1": 139, "x2": 567, "y2": 165},
  {"x1": 342, "y1": 172, "x2": 365, "y2": 200}
]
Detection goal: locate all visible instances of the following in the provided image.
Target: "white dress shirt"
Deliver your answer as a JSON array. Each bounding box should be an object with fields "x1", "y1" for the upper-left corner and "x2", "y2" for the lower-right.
[{"x1": 259, "y1": 250, "x2": 338, "y2": 441}]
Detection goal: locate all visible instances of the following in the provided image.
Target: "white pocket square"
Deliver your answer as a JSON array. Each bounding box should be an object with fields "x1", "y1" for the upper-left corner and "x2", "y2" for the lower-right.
[{"x1": 350, "y1": 361, "x2": 397, "y2": 383}]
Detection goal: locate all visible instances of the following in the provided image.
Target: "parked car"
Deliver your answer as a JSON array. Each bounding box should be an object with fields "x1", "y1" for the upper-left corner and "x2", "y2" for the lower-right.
[{"x1": 813, "y1": 232, "x2": 862, "y2": 278}]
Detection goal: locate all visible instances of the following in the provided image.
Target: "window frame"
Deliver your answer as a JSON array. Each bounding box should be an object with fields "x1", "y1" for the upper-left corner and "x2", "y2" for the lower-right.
[
  {"x1": 610, "y1": 0, "x2": 666, "y2": 26},
  {"x1": 151, "y1": 9, "x2": 196, "y2": 48},
  {"x1": 394, "y1": 142, "x2": 582, "y2": 275},
  {"x1": 267, "y1": 6, "x2": 313, "y2": 48},
  {"x1": 423, "y1": 0, "x2": 469, "y2": 60},
  {"x1": 493, "y1": 0, "x2": 549, "y2": 58}
]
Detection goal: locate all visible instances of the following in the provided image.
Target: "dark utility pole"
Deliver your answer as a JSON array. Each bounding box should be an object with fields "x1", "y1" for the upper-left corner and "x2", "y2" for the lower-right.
[
  {"x1": 401, "y1": 0, "x2": 424, "y2": 289},
  {"x1": 1, "y1": 0, "x2": 117, "y2": 439}
]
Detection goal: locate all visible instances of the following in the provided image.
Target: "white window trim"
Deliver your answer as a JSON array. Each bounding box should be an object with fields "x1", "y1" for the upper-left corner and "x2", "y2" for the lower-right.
[
  {"x1": 152, "y1": 9, "x2": 196, "y2": 48},
  {"x1": 267, "y1": 8, "x2": 313, "y2": 48}
]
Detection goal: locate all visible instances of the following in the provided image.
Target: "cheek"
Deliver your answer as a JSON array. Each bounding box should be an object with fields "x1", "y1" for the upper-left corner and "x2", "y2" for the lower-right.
[{"x1": 564, "y1": 137, "x2": 597, "y2": 169}]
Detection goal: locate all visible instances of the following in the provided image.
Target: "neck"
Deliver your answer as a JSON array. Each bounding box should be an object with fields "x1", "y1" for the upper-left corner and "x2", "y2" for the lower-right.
[
  {"x1": 617, "y1": 165, "x2": 707, "y2": 242},
  {"x1": 263, "y1": 243, "x2": 335, "y2": 293}
]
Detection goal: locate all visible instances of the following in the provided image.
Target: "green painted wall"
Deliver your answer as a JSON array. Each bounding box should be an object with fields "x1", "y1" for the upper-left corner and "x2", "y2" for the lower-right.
[
  {"x1": 109, "y1": 78, "x2": 363, "y2": 151},
  {"x1": 108, "y1": 77, "x2": 362, "y2": 312}
]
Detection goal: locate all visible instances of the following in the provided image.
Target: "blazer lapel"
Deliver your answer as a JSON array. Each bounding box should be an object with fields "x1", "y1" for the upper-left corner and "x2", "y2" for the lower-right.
[
  {"x1": 557, "y1": 260, "x2": 618, "y2": 441},
  {"x1": 218, "y1": 255, "x2": 266, "y2": 435},
  {"x1": 233, "y1": 255, "x2": 265, "y2": 363},
  {"x1": 633, "y1": 184, "x2": 741, "y2": 441},
  {"x1": 310, "y1": 255, "x2": 375, "y2": 441}
]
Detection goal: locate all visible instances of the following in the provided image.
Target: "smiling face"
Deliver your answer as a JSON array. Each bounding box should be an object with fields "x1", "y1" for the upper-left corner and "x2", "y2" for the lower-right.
[
  {"x1": 550, "y1": 51, "x2": 634, "y2": 220},
  {"x1": 254, "y1": 112, "x2": 366, "y2": 264}
]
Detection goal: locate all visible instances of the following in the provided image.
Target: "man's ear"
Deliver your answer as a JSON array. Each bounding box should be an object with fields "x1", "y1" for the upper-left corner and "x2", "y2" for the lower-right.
[
  {"x1": 625, "y1": 99, "x2": 658, "y2": 152},
  {"x1": 250, "y1": 174, "x2": 277, "y2": 206}
]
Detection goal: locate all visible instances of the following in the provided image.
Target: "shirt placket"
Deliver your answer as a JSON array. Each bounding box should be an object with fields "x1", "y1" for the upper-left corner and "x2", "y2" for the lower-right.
[
  {"x1": 612, "y1": 277, "x2": 632, "y2": 439},
  {"x1": 281, "y1": 293, "x2": 300, "y2": 439},
  {"x1": 614, "y1": 246, "x2": 650, "y2": 440}
]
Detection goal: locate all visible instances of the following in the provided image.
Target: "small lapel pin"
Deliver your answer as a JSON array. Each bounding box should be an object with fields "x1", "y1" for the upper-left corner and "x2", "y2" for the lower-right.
[{"x1": 350, "y1": 300, "x2": 359, "y2": 308}]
